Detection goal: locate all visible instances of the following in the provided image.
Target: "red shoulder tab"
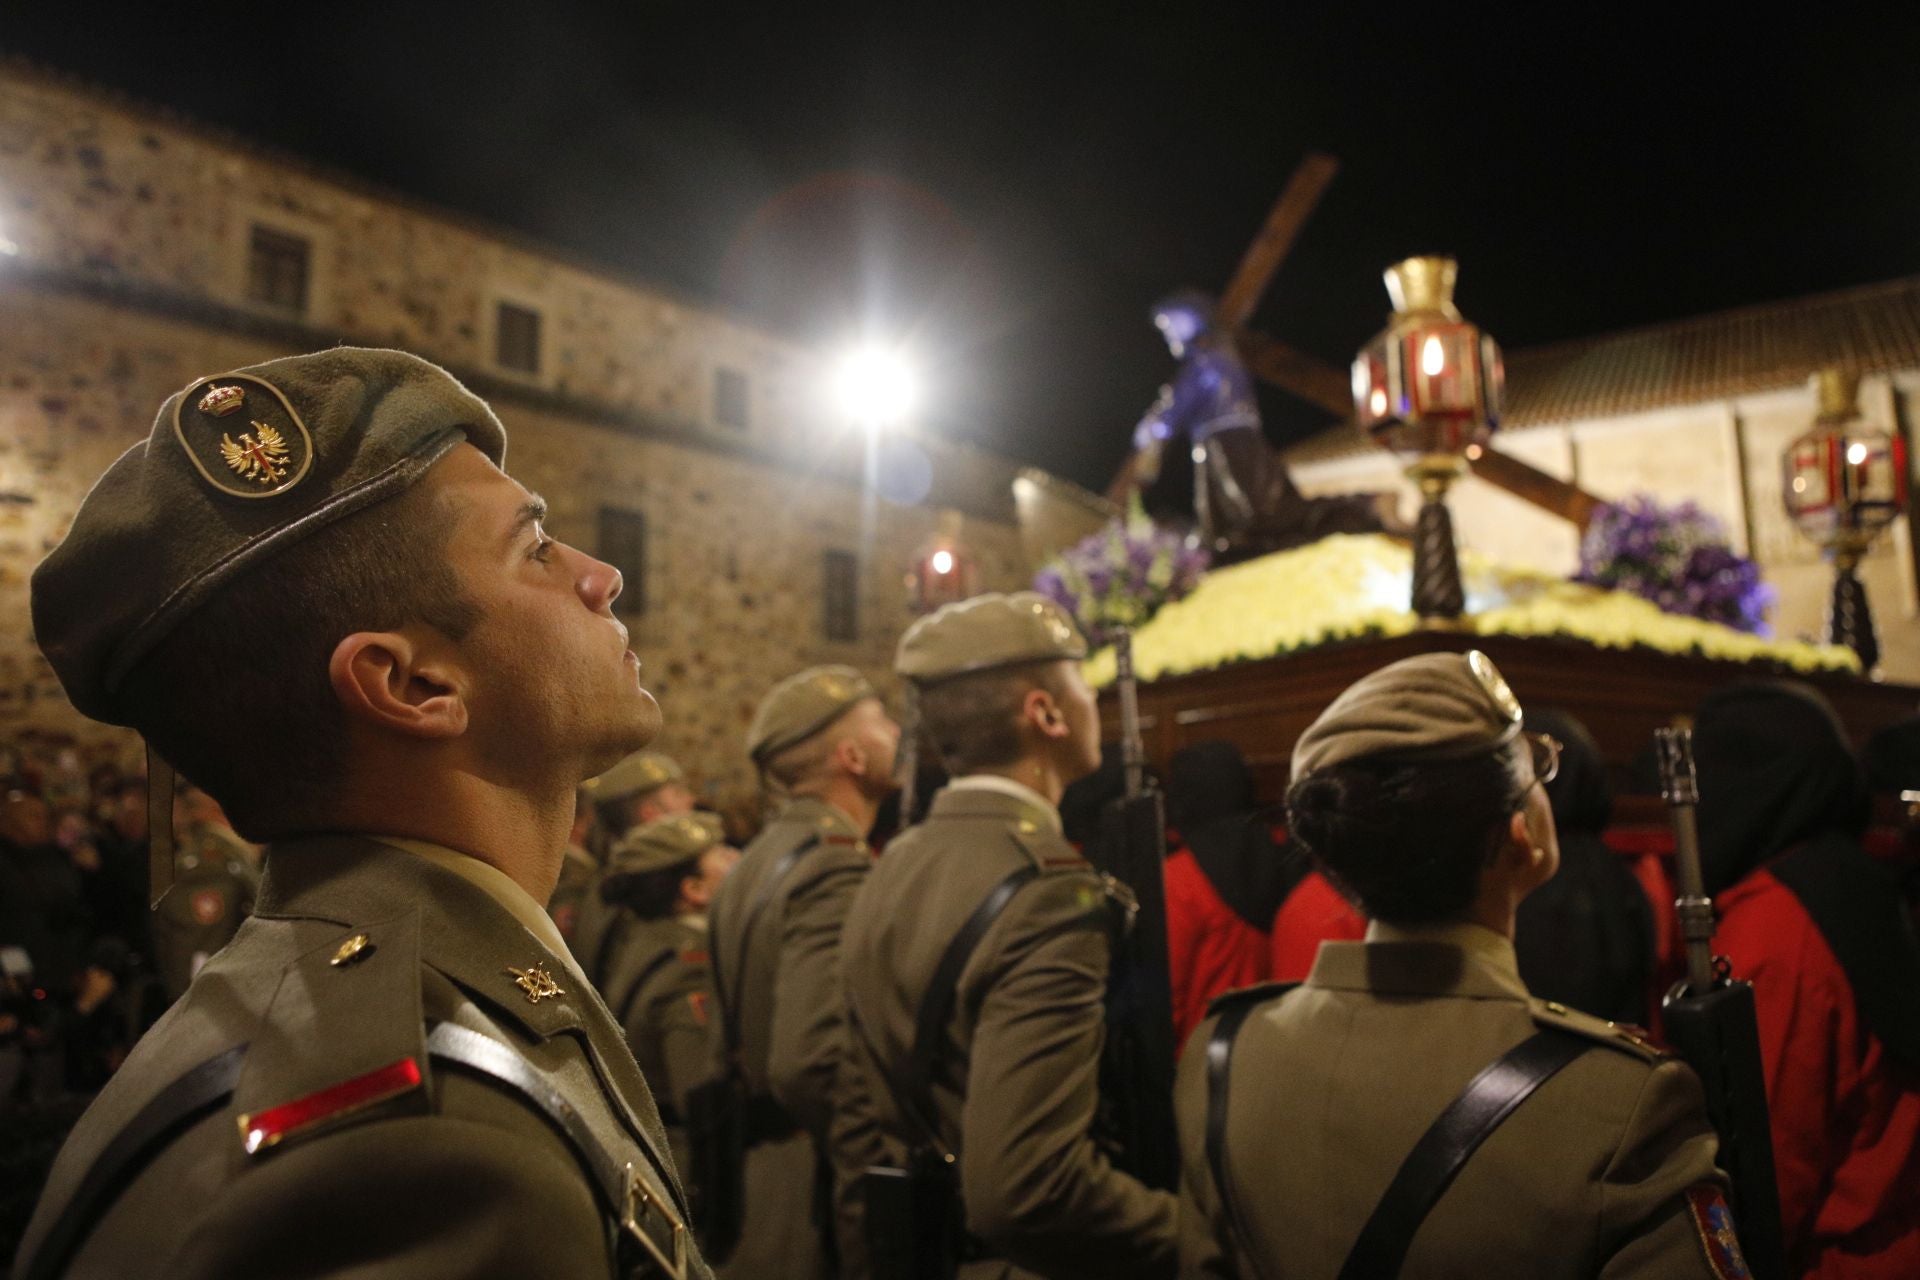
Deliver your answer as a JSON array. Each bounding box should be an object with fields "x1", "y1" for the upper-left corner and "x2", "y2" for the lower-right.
[
  {"x1": 679, "y1": 949, "x2": 709, "y2": 966},
  {"x1": 237, "y1": 1056, "x2": 423, "y2": 1156},
  {"x1": 687, "y1": 990, "x2": 710, "y2": 1026},
  {"x1": 1685, "y1": 1185, "x2": 1752, "y2": 1279},
  {"x1": 1041, "y1": 854, "x2": 1091, "y2": 869}
]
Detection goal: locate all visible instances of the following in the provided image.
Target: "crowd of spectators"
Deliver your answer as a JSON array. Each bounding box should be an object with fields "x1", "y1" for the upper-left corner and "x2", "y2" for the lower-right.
[{"x1": 0, "y1": 736, "x2": 258, "y2": 1245}]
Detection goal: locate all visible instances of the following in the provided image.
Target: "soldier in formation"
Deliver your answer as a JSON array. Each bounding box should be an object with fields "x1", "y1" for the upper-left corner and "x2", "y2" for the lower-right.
[
  {"x1": 599, "y1": 812, "x2": 740, "y2": 1173},
  {"x1": 574, "y1": 749, "x2": 698, "y2": 982},
  {"x1": 1175, "y1": 651, "x2": 1746, "y2": 1278},
  {"x1": 838, "y1": 592, "x2": 1178, "y2": 1280},
  {"x1": 12, "y1": 348, "x2": 704, "y2": 1279},
  {"x1": 706, "y1": 665, "x2": 900, "y2": 1277}
]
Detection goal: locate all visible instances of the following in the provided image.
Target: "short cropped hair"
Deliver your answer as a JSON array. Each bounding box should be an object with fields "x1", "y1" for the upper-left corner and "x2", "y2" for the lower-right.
[
  {"x1": 601, "y1": 859, "x2": 698, "y2": 921},
  {"x1": 917, "y1": 660, "x2": 1072, "y2": 777},
  {"x1": 1284, "y1": 749, "x2": 1520, "y2": 926},
  {"x1": 118, "y1": 480, "x2": 479, "y2": 840}
]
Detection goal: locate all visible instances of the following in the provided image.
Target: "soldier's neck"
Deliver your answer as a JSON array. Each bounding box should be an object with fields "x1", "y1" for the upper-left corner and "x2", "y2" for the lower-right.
[
  {"x1": 324, "y1": 768, "x2": 574, "y2": 904},
  {"x1": 973, "y1": 756, "x2": 1067, "y2": 809},
  {"x1": 790, "y1": 775, "x2": 879, "y2": 836}
]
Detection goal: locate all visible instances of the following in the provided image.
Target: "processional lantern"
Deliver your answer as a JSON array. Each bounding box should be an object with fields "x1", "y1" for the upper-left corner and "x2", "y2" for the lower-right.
[
  {"x1": 1352, "y1": 256, "x2": 1506, "y2": 620},
  {"x1": 906, "y1": 535, "x2": 977, "y2": 614},
  {"x1": 1783, "y1": 368, "x2": 1909, "y2": 672}
]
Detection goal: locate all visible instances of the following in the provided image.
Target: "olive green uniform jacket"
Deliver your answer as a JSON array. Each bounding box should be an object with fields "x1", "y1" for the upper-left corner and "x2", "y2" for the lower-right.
[
  {"x1": 707, "y1": 796, "x2": 870, "y2": 1278},
  {"x1": 151, "y1": 823, "x2": 258, "y2": 1002},
  {"x1": 1176, "y1": 922, "x2": 1735, "y2": 1279},
  {"x1": 837, "y1": 782, "x2": 1178, "y2": 1280},
  {"x1": 605, "y1": 913, "x2": 717, "y2": 1174},
  {"x1": 12, "y1": 835, "x2": 708, "y2": 1280}
]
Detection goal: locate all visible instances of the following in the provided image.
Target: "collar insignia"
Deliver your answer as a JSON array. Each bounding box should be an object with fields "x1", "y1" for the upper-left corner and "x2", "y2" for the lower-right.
[{"x1": 507, "y1": 963, "x2": 565, "y2": 1004}]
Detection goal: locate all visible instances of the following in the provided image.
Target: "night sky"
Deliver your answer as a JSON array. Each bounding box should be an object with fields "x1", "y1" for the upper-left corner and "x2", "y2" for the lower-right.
[{"x1": 7, "y1": 4, "x2": 1920, "y2": 491}]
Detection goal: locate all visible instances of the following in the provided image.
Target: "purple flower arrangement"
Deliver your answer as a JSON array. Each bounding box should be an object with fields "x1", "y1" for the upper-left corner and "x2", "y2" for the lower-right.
[
  {"x1": 1032, "y1": 501, "x2": 1211, "y2": 647},
  {"x1": 1575, "y1": 495, "x2": 1776, "y2": 635}
]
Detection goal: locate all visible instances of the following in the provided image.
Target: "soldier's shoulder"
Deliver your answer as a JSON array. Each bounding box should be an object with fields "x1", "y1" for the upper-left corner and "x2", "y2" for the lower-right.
[
  {"x1": 1529, "y1": 997, "x2": 1673, "y2": 1065},
  {"x1": 1204, "y1": 980, "x2": 1301, "y2": 1022},
  {"x1": 1003, "y1": 815, "x2": 1093, "y2": 875}
]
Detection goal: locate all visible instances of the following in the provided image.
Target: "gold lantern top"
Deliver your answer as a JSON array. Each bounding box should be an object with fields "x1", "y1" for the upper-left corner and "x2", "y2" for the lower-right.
[{"x1": 1352, "y1": 255, "x2": 1504, "y2": 464}]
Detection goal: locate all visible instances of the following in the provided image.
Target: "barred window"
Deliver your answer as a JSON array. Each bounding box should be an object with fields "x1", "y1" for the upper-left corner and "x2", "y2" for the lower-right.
[
  {"x1": 714, "y1": 366, "x2": 750, "y2": 430},
  {"x1": 496, "y1": 301, "x2": 542, "y2": 375},
  {"x1": 823, "y1": 549, "x2": 858, "y2": 642},
  {"x1": 247, "y1": 225, "x2": 310, "y2": 314},
  {"x1": 599, "y1": 507, "x2": 647, "y2": 617}
]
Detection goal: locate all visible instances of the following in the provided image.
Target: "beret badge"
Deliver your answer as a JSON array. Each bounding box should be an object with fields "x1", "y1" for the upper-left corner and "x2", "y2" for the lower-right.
[
  {"x1": 172, "y1": 372, "x2": 315, "y2": 500},
  {"x1": 196, "y1": 384, "x2": 246, "y2": 417}
]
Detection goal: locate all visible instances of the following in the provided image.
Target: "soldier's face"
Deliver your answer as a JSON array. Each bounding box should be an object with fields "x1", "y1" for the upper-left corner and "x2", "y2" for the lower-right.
[
  {"x1": 633, "y1": 782, "x2": 696, "y2": 824},
  {"x1": 1050, "y1": 661, "x2": 1104, "y2": 781},
  {"x1": 432, "y1": 447, "x2": 661, "y2": 776},
  {"x1": 838, "y1": 698, "x2": 902, "y2": 797}
]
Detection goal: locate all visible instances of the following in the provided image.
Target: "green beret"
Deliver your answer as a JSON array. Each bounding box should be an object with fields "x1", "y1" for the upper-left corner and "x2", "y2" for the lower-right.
[
  {"x1": 583, "y1": 751, "x2": 685, "y2": 804},
  {"x1": 895, "y1": 592, "x2": 1087, "y2": 686},
  {"x1": 1291, "y1": 651, "x2": 1524, "y2": 782},
  {"x1": 32, "y1": 348, "x2": 507, "y2": 726},
  {"x1": 607, "y1": 812, "x2": 727, "y2": 876},
  {"x1": 747, "y1": 665, "x2": 878, "y2": 763}
]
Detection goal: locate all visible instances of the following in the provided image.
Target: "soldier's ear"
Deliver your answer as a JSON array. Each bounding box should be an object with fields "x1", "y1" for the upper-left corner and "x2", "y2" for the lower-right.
[
  {"x1": 328, "y1": 629, "x2": 469, "y2": 741},
  {"x1": 1023, "y1": 687, "x2": 1068, "y2": 740}
]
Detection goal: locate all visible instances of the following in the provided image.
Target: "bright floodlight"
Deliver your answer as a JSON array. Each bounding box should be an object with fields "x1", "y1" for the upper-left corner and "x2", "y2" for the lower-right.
[
  {"x1": 930, "y1": 549, "x2": 955, "y2": 575},
  {"x1": 833, "y1": 344, "x2": 918, "y2": 429}
]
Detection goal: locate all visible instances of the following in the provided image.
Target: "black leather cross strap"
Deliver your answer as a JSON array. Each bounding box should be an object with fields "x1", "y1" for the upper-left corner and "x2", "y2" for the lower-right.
[
  {"x1": 1203, "y1": 987, "x2": 1295, "y2": 1276},
  {"x1": 901, "y1": 865, "x2": 1040, "y2": 1153},
  {"x1": 20, "y1": 1043, "x2": 247, "y2": 1280},
  {"x1": 427, "y1": 1021, "x2": 687, "y2": 1280},
  {"x1": 1336, "y1": 1028, "x2": 1591, "y2": 1280},
  {"x1": 711, "y1": 834, "x2": 822, "y2": 1071}
]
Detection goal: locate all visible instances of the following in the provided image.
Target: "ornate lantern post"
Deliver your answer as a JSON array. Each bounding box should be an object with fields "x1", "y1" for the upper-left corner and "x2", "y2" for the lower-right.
[
  {"x1": 1782, "y1": 368, "x2": 1909, "y2": 671},
  {"x1": 1351, "y1": 256, "x2": 1505, "y2": 620}
]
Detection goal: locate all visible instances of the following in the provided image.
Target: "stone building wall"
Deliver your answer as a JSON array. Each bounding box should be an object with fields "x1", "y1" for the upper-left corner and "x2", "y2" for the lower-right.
[
  {"x1": 1291, "y1": 373, "x2": 1920, "y2": 683},
  {"x1": 0, "y1": 67, "x2": 1030, "y2": 806}
]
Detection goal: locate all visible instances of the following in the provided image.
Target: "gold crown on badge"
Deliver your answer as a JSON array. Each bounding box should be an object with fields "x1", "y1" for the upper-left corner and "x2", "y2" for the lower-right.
[{"x1": 197, "y1": 384, "x2": 247, "y2": 417}]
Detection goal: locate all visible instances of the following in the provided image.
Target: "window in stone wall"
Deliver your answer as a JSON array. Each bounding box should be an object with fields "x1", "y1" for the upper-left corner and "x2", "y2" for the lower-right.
[
  {"x1": 496, "y1": 301, "x2": 543, "y2": 376},
  {"x1": 598, "y1": 507, "x2": 647, "y2": 618},
  {"x1": 714, "y1": 366, "x2": 751, "y2": 430},
  {"x1": 823, "y1": 549, "x2": 858, "y2": 642},
  {"x1": 247, "y1": 225, "x2": 310, "y2": 314}
]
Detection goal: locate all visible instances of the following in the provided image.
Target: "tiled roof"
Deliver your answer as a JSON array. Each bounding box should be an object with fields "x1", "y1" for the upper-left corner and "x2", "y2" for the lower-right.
[{"x1": 1287, "y1": 274, "x2": 1920, "y2": 465}]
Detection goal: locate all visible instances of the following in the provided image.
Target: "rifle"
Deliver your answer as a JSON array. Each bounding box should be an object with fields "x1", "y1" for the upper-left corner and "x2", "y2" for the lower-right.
[
  {"x1": 1090, "y1": 628, "x2": 1180, "y2": 1191},
  {"x1": 1654, "y1": 726, "x2": 1788, "y2": 1280}
]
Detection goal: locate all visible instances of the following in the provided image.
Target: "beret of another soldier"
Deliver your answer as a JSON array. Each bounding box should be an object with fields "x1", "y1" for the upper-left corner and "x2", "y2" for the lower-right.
[
  {"x1": 32, "y1": 348, "x2": 507, "y2": 727},
  {"x1": 747, "y1": 665, "x2": 878, "y2": 763},
  {"x1": 1291, "y1": 651, "x2": 1524, "y2": 783},
  {"x1": 895, "y1": 591, "x2": 1088, "y2": 686},
  {"x1": 607, "y1": 812, "x2": 726, "y2": 876},
  {"x1": 584, "y1": 751, "x2": 685, "y2": 804}
]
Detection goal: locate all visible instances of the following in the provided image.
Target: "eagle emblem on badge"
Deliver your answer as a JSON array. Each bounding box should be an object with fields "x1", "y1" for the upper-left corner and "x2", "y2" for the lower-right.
[{"x1": 220, "y1": 422, "x2": 293, "y2": 487}]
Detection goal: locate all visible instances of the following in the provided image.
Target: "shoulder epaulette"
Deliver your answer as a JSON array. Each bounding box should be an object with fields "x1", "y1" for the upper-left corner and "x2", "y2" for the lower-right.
[
  {"x1": 231, "y1": 914, "x2": 431, "y2": 1159},
  {"x1": 1530, "y1": 998, "x2": 1671, "y2": 1062},
  {"x1": 1205, "y1": 980, "x2": 1299, "y2": 1021}
]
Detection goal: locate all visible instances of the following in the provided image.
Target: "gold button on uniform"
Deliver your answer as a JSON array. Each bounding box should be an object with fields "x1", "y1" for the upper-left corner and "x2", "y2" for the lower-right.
[{"x1": 330, "y1": 933, "x2": 373, "y2": 967}]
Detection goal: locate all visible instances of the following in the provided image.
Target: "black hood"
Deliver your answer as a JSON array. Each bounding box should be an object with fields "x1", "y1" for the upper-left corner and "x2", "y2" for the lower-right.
[
  {"x1": 1167, "y1": 741, "x2": 1298, "y2": 930},
  {"x1": 1693, "y1": 680, "x2": 1867, "y2": 897}
]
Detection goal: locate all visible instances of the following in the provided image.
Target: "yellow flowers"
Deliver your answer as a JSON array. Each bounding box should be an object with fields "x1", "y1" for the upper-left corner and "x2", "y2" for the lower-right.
[{"x1": 1083, "y1": 534, "x2": 1859, "y2": 686}]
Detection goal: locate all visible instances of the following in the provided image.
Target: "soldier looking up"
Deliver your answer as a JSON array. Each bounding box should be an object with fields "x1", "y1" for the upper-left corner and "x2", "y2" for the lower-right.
[
  {"x1": 13, "y1": 349, "x2": 707, "y2": 1280},
  {"x1": 1176, "y1": 651, "x2": 1743, "y2": 1279},
  {"x1": 706, "y1": 665, "x2": 898, "y2": 1278},
  {"x1": 839, "y1": 592, "x2": 1178, "y2": 1280},
  {"x1": 600, "y1": 812, "x2": 739, "y2": 1174}
]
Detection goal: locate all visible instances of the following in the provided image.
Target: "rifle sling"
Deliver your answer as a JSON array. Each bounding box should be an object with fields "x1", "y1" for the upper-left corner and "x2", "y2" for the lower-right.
[
  {"x1": 712, "y1": 834, "x2": 823, "y2": 1067},
  {"x1": 1336, "y1": 1028, "x2": 1590, "y2": 1280}
]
